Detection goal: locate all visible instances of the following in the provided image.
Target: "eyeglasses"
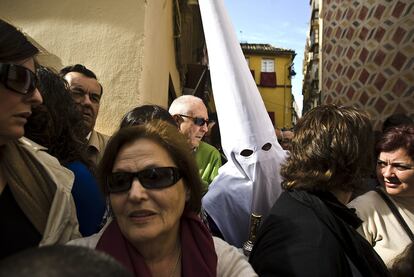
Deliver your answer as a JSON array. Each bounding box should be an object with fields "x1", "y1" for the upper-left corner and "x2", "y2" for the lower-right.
[
  {"x1": 70, "y1": 87, "x2": 101, "y2": 104},
  {"x1": 179, "y1": 114, "x2": 210, "y2": 126},
  {"x1": 107, "y1": 167, "x2": 182, "y2": 193},
  {"x1": 0, "y1": 63, "x2": 38, "y2": 95},
  {"x1": 377, "y1": 159, "x2": 414, "y2": 171}
]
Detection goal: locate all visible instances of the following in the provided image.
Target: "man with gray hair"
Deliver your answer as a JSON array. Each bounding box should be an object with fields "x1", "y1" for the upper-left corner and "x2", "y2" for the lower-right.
[{"x1": 169, "y1": 95, "x2": 222, "y2": 192}]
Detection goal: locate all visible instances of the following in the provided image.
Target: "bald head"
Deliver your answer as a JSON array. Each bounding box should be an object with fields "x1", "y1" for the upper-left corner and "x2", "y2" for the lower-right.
[{"x1": 169, "y1": 95, "x2": 209, "y2": 149}]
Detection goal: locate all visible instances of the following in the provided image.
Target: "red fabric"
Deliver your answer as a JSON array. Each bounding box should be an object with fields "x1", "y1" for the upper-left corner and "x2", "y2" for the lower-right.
[
  {"x1": 180, "y1": 210, "x2": 217, "y2": 277},
  {"x1": 260, "y1": 72, "x2": 277, "y2": 87},
  {"x1": 96, "y1": 210, "x2": 217, "y2": 277}
]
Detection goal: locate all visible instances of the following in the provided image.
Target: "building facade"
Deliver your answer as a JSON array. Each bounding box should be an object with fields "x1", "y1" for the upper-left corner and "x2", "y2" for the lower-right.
[
  {"x1": 241, "y1": 43, "x2": 297, "y2": 129},
  {"x1": 0, "y1": 0, "x2": 206, "y2": 135},
  {"x1": 303, "y1": 0, "x2": 414, "y2": 129},
  {"x1": 302, "y1": 0, "x2": 322, "y2": 114}
]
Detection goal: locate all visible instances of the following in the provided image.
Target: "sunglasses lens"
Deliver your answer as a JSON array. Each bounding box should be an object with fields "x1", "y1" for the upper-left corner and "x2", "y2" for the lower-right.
[
  {"x1": 194, "y1": 118, "x2": 207, "y2": 126},
  {"x1": 5, "y1": 64, "x2": 36, "y2": 95},
  {"x1": 138, "y1": 167, "x2": 179, "y2": 189},
  {"x1": 107, "y1": 172, "x2": 133, "y2": 193},
  {"x1": 107, "y1": 167, "x2": 181, "y2": 193}
]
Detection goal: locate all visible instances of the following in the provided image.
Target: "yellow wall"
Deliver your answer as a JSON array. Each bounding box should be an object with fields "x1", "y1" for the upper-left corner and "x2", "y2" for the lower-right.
[
  {"x1": 0, "y1": 0, "x2": 180, "y2": 135},
  {"x1": 246, "y1": 54, "x2": 293, "y2": 128},
  {"x1": 142, "y1": 0, "x2": 180, "y2": 105}
]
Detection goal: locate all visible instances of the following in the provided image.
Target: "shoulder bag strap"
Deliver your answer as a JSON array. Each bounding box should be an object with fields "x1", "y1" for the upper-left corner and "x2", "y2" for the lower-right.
[{"x1": 375, "y1": 187, "x2": 414, "y2": 242}]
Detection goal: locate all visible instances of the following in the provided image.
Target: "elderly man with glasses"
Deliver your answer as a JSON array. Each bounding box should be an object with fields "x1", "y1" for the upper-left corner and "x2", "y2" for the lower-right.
[
  {"x1": 169, "y1": 95, "x2": 222, "y2": 193},
  {"x1": 60, "y1": 64, "x2": 109, "y2": 166}
]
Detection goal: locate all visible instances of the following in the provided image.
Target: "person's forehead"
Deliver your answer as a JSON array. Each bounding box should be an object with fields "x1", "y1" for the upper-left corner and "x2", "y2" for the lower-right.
[
  {"x1": 113, "y1": 138, "x2": 173, "y2": 169},
  {"x1": 64, "y1": 72, "x2": 101, "y2": 94},
  {"x1": 379, "y1": 148, "x2": 411, "y2": 160},
  {"x1": 188, "y1": 102, "x2": 208, "y2": 117}
]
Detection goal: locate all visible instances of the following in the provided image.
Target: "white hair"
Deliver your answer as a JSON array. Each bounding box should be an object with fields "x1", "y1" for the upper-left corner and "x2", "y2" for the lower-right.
[{"x1": 168, "y1": 95, "x2": 205, "y2": 116}]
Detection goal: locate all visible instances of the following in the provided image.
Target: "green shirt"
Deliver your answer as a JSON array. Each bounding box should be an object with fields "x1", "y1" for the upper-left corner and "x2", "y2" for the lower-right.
[{"x1": 195, "y1": 141, "x2": 222, "y2": 193}]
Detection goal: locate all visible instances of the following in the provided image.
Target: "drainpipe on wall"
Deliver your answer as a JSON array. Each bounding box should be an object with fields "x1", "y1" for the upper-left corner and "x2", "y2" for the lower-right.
[{"x1": 284, "y1": 61, "x2": 293, "y2": 128}]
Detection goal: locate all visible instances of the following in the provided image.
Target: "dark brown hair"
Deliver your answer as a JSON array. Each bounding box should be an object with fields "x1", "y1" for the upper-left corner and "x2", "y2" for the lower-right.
[
  {"x1": 120, "y1": 105, "x2": 177, "y2": 129},
  {"x1": 281, "y1": 105, "x2": 374, "y2": 192},
  {"x1": 98, "y1": 120, "x2": 202, "y2": 213},
  {"x1": 24, "y1": 67, "x2": 90, "y2": 167},
  {"x1": 0, "y1": 19, "x2": 38, "y2": 62},
  {"x1": 376, "y1": 124, "x2": 414, "y2": 160},
  {"x1": 390, "y1": 243, "x2": 414, "y2": 277}
]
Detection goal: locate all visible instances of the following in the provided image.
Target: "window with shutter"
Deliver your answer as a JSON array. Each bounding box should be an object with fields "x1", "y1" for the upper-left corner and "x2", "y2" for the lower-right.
[
  {"x1": 260, "y1": 59, "x2": 276, "y2": 87},
  {"x1": 261, "y1": 59, "x2": 275, "y2": 72}
]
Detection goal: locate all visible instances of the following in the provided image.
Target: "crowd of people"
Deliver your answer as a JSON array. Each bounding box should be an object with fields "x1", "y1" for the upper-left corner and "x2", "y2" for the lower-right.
[{"x1": 1, "y1": 18, "x2": 413, "y2": 277}]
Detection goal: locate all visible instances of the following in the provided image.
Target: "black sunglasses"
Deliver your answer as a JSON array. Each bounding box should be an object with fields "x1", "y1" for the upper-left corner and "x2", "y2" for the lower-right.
[
  {"x1": 0, "y1": 63, "x2": 38, "y2": 95},
  {"x1": 107, "y1": 167, "x2": 182, "y2": 193},
  {"x1": 179, "y1": 114, "x2": 211, "y2": 126}
]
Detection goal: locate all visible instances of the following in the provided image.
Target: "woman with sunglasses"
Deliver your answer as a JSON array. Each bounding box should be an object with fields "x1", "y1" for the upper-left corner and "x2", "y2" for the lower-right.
[
  {"x1": 0, "y1": 19, "x2": 80, "y2": 259},
  {"x1": 349, "y1": 124, "x2": 414, "y2": 267},
  {"x1": 69, "y1": 120, "x2": 257, "y2": 277}
]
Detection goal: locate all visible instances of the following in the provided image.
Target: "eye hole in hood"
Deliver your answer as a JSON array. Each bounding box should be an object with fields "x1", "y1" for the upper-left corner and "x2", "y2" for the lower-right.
[
  {"x1": 262, "y1": 143, "x2": 272, "y2": 151},
  {"x1": 240, "y1": 149, "x2": 254, "y2": 157}
]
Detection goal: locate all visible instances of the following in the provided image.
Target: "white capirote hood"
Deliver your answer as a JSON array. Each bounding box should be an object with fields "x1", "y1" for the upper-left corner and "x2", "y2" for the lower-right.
[{"x1": 200, "y1": 0, "x2": 286, "y2": 247}]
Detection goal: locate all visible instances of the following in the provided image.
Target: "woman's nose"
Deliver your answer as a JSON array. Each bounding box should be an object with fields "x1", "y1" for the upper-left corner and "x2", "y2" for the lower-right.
[
  {"x1": 27, "y1": 88, "x2": 43, "y2": 106},
  {"x1": 128, "y1": 178, "x2": 148, "y2": 201},
  {"x1": 382, "y1": 165, "x2": 395, "y2": 177}
]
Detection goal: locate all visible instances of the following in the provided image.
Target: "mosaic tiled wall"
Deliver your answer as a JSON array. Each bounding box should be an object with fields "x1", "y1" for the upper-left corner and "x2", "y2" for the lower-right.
[{"x1": 322, "y1": 0, "x2": 414, "y2": 130}]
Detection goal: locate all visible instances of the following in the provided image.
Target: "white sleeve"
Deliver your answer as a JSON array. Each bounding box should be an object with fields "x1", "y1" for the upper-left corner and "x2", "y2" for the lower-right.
[
  {"x1": 66, "y1": 233, "x2": 100, "y2": 249},
  {"x1": 213, "y1": 237, "x2": 258, "y2": 277}
]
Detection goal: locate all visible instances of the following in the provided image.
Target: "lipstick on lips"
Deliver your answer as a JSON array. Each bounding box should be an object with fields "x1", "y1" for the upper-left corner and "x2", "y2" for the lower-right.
[{"x1": 128, "y1": 210, "x2": 157, "y2": 223}]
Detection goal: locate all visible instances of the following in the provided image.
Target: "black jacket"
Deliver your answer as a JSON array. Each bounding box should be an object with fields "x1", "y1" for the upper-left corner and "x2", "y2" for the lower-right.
[{"x1": 249, "y1": 190, "x2": 390, "y2": 277}]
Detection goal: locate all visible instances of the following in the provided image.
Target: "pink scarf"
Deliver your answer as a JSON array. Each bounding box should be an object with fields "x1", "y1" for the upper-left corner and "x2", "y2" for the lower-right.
[{"x1": 96, "y1": 210, "x2": 217, "y2": 277}]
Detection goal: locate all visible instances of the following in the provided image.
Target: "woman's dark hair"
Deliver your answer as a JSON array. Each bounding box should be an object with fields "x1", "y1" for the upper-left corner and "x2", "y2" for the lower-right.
[
  {"x1": 0, "y1": 19, "x2": 38, "y2": 62},
  {"x1": 99, "y1": 120, "x2": 202, "y2": 213},
  {"x1": 24, "y1": 67, "x2": 90, "y2": 166},
  {"x1": 390, "y1": 243, "x2": 414, "y2": 277},
  {"x1": 120, "y1": 105, "x2": 177, "y2": 128},
  {"x1": 281, "y1": 105, "x2": 374, "y2": 192},
  {"x1": 382, "y1": 114, "x2": 413, "y2": 132},
  {"x1": 376, "y1": 124, "x2": 414, "y2": 160}
]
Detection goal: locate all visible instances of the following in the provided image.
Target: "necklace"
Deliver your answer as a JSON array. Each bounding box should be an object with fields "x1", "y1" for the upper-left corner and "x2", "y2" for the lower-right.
[{"x1": 169, "y1": 244, "x2": 182, "y2": 277}]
